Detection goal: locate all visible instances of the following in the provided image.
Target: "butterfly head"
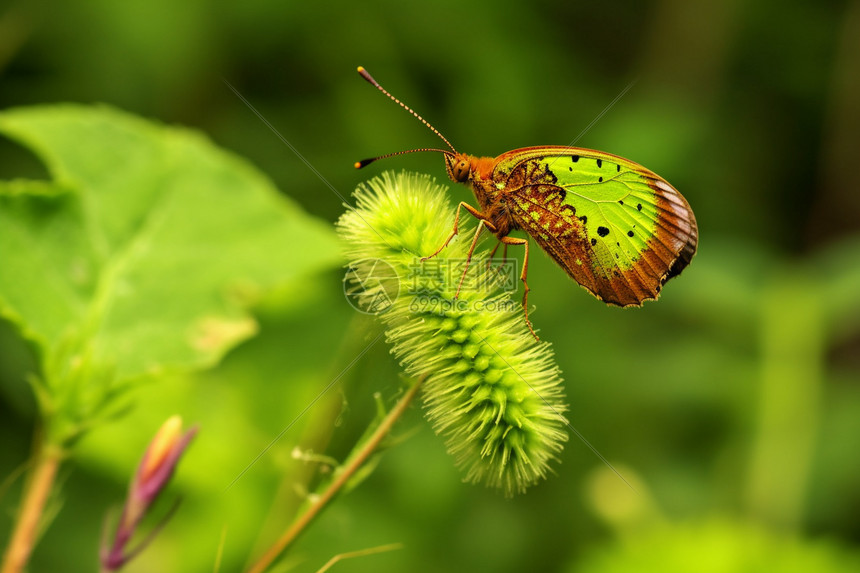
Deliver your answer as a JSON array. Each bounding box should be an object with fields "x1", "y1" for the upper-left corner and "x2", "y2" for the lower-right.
[{"x1": 444, "y1": 152, "x2": 472, "y2": 183}]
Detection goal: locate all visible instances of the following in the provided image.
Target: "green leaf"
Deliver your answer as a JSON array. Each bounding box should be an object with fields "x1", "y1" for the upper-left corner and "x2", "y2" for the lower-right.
[{"x1": 0, "y1": 104, "x2": 341, "y2": 443}]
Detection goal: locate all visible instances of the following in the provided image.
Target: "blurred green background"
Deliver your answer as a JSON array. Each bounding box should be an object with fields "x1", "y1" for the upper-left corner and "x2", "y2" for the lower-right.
[{"x1": 2, "y1": 0, "x2": 860, "y2": 572}]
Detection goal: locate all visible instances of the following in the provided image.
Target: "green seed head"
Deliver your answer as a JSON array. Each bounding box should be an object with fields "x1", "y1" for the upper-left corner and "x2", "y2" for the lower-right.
[{"x1": 337, "y1": 171, "x2": 568, "y2": 496}]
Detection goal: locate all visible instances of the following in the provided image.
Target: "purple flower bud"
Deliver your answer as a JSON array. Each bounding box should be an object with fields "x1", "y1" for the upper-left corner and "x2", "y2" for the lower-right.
[{"x1": 101, "y1": 416, "x2": 197, "y2": 571}]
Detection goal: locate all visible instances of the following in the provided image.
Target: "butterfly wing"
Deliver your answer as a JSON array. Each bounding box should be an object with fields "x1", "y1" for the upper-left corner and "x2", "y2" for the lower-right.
[{"x1": 497, "y1": 146, "x2": 697, "y2": 306}]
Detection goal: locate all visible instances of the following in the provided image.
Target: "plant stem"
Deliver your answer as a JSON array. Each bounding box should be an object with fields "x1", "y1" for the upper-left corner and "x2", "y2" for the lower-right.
[
  {"x1": 745, "y1": 271, "x2": 823, "y2": 530},
  {"x1": 1, "y1": 442, "x2": 63, "y2": 573},
  {"x1": 245, "y1": 377, "x2": 423, "y2": 573},
  {"x1": 316, "y1": 542, "x2": 404, "y2": 573}
]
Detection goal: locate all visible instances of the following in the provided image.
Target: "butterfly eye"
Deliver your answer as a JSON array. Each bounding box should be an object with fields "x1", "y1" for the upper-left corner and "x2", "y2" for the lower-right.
[{"x1": 453, "y1": 160, "x2": 470, "y2": 182}]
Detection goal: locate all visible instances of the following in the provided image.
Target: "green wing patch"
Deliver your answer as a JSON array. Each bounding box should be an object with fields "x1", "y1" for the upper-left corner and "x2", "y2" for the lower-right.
[
  {"x1": 541, "y1": 154, "x2": 659, "y2": 273},
  {"x1": 501, "y1": 149, "x2": 697, "y2": 306}
]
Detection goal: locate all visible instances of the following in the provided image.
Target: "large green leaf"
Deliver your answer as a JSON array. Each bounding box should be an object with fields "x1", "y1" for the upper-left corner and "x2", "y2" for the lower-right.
[{"x1": 0, "y1": 105, "x2": 341, "y2": 440}]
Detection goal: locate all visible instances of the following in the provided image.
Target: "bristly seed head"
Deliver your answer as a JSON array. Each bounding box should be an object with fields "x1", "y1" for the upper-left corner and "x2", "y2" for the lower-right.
[{"x1": 337, "y1": 171, "x2": 568, "y2": 496}]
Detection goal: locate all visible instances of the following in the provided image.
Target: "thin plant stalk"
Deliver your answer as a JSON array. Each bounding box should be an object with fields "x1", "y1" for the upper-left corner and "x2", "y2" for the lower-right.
[
  {"x1": 245, "y1": 377, "x2": 424, "y2": 573},
  {"x1": 316, "y1": 543, "x2": 403, "y2": 573},
  {"x1": 1, "y1": 441, "x2": 63, "y2": 573}
]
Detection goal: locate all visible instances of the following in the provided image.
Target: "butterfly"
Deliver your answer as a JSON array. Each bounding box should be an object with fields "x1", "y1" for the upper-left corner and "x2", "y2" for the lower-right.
[{"x1": 355, "y1": 66, "x2": 698, "y2": 338}]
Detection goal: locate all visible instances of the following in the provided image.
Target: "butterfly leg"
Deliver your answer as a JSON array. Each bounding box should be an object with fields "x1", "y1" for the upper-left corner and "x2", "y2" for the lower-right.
[
  {"x1": 421, "y1": 202, "x2": 489, "y2": 261},
  {"x1": 499, "y1": 236, "x2": 538, "y2": 341},
  {"x1": 454, "y1": 218, "x2": 499, "y2": 299},
  {"x1": 484, "y1": 240, "x2": 509, "y2": 269},
  {"x1": 486, "y1": 241, "x2": 501, "y2": 269}
]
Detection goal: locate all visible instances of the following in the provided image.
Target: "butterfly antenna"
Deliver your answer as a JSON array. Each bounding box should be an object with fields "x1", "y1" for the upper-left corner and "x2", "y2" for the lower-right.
[
  {"x1": 357, "y1": 66, "x2": 458, "y2": 154},
  {"x1": 354, "y1": 148, "x2": 454, "y2": 169}
]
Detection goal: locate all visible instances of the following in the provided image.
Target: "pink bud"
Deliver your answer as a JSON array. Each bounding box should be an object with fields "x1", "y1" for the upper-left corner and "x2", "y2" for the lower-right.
[{"x1": 101, "y1": 416, "x2": 197, "y2": 571}]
